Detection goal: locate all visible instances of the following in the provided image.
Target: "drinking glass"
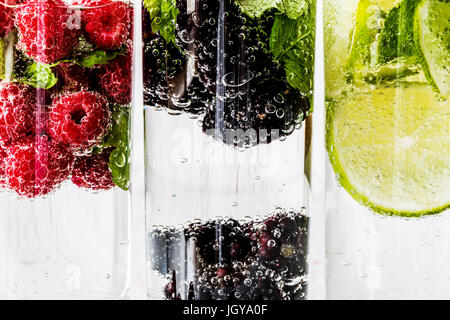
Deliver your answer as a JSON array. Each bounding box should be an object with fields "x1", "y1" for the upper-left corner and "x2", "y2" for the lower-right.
[
  {"x1": 324, "y1": 0, "x2": 449, "y2": 299},
  {"x1": 143, "y1": 0, "x2": 316, "y2": 300},
  {"x1": 0, "y1": 0, "x2": 135, "y2": 299}
]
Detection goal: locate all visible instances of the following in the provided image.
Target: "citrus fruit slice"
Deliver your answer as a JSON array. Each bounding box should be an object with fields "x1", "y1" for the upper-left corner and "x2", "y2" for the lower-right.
[
  {"x1": 327, "y1": 84, "x2": 450, "y2": 217},
  {"x1": 414, "y1": 0, "x2": 449, "y2": 97}
]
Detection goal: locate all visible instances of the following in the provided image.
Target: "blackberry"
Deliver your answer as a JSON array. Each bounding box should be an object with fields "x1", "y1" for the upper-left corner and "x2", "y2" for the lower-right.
[
  {"x1": 179, "y1": 0, "x2": 275, "y2": 93},
  {"x1": 149, "y1": 209, "x2": 308, "y2": 300},
  {"x1": 164, "y1": 270, "x2": 182, "y2": 300},
  {"x1": 174, "y1": 0, "x2": 197, "y2": 54},
  {"x1": 174, "y1": 0, "x2": 310, "y2": 146},
  {"x1": 173, "y1": 75, "x2": 212, "y2": 116},
  {"x1": 185, "y1": 217, "x2": 251, "y2": 267},
  {"x1": 13, "y1": 50, "x2": 32, "y2": 80},
  {"x1": 186, "y1": 220, "x2": 217, "y2": 264},
  {"x1": 143, "y1": 34, "x2": 182, "y2": 107},
  {"x1": 143, "y1": 8, "x2": 213, "y2": 116},
  {"x1": 148, "y1": 226, "x2": 185, "y2": 276},
  {"x1": 202, "y1": 85, "x2": 309, "y2": 147}
]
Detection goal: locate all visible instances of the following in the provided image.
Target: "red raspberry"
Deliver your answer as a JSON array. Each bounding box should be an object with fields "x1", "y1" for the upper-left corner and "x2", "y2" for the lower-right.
[
  {"x1": 70, "y1": 0, "x2": 102, "y2": 5},
  {"x1": 81, "y1": 0, "x2": 132, "y2": 50},
  {"x1": 48, "y1": 90, "x2": 111, "y2": 151},
  {"x1": 4, "y1": 136, "x2": 74, "y2": 198},
  {"x1": 0, "y1": 146, "x2": 7, "y2": 187},
  {"x1": 15, "y1": 0, "x2": 80, "y2": 64},
  {"x1": 0, "y1": 1, "x2": 15, "y2": 39},
  {"x1": 98, "y1": 53, "x2": 132, "y2": 105},
  {"x1": 0, "y1": 82, "x2": 35, "y2": 146},
  {"x1": 71, "y1": 148, "x2": 114, "y2": 190}
]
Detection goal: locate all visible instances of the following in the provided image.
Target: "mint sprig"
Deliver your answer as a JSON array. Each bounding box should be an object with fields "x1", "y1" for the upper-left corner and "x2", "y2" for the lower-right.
[
  {"x1": 378, "y1": 0, "x2": 421, "y2": 64},
  {"x1": 100, "y1": 106, "x2": 131, "y2": 191},
  {"x1": 235, "y1": 0, "x2": 310, "y2": 18},
  {"x1": 235, "y1": 0, "x2": 279, "y2": 17},
  {"x1": 278, "y1": 0, "x2": 311, "y2": 20},
  {"x1": 269, "y1": 5, "x2": 315, "y2": 98},
  {"x1": 77, "y1": 50, "x2": 123, "y2": 68},
  {"x1": 20, "y1": 62, "x2": 58, "y2": 89},
  {"x1": 14, "y1": 49, "x2": 123, "y2": 89}
]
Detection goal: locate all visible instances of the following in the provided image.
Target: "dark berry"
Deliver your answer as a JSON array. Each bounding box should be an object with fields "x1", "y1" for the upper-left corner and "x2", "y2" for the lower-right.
[
  {"x1": 164, "y1": 270, "x2": 180, "y2": 300},
  {"x1": 181, "y1": 0, "x2": 310, "y2": 146},
  {"x1": 143, "y1": 32, "x2": 212, "y2": 115},
  {"x1": 150, "y1": 210, "x2": 309, "y2": 300},
  {"x1": 258, "y1": 232, "x2": 280, "y2": 259},
  {"x1": 264, "y1": 218, "x2": 278, "y2": 232},
  {"x1": 278, "y1": 216, "x2": 297, "y2": 232}
]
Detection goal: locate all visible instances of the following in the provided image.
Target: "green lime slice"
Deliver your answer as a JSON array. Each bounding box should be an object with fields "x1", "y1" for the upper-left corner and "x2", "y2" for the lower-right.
[
  {"x1": 327, "y1": 84, "x2": 450, "y2": 217},
  {"x1": 414, "y1": 0, "x2": 449, "y2": 97},
  {"x1": 347, "y1": 0, "x2": 380, "y2": 72},
  {"x1": 324, "y1": 0, "x2": 357, "y2": 98}
]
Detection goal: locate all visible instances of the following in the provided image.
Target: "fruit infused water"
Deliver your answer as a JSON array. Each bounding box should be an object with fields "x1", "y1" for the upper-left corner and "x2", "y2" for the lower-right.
[
  {"x1": 324, "y1": 0, "x2": 449, "y2": 298},
  {"x1": 143, "y1": 0, "x2": 315, "y2": 300},
  {"x1": 0, "y1": 0, "x2": 134, "y2": 299}
]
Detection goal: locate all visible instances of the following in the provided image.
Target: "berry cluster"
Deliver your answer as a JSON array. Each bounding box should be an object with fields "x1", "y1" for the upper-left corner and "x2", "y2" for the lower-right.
[
  {"x1": 149, "y1": 208, "x2": 309, "y2": 300},
  {"x1": 143, "y1": 0, "x2": 311, "y2": 147},
  {"x1": 143, "y1": 16, "x2": 212, "y2": 116},
  {"x1": 15, "y1": 0, "x2": 81, "y2": 64},
  {"x1": 0, "y1": 0, "x2": 133, "y2": 198}
]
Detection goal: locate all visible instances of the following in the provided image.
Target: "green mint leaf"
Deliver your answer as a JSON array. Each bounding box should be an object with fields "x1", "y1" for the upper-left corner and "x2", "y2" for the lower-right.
[
  {"x1": 278, "y1": 0, "x2": 311, "y2": 20},
  {"x1": 269, "y1": 11, "x2": 315, "y2": 97},
  {"x1": 143, "y1": 0, "x2": 179, "y2": 44},
  {"x1": 101, "y1": 105, "x2": 131, "y2": 191},
  {"x1": 22, "y1": 62, "x2": 58, "y2": 89},
  {"x1": 109, "y1": 146, "x2": 130, "y2": 191},
  {"x1": 12, "y1": 49, "x2": 120, "y2": 90},
  {"x1": 378, "y1": 0, "x2": 421, "y2": 64},
  {"x1": 78, "y1": 50, "x2": 122, "y2": 68},
  {"x1": 284, "y1": 49, "x2": 313, "y2": 95},
  {"x1": 235, "y1": 0, "x2": 310, "y2": 19},
  {"x1": 235, "y1": 0, "x2": 280, "y2": 17},
  {"x1": 102, "y1": 106, "x2": 130, "y2": 148},
  {"x1": 270, "y1": 14, "x2": 300, "y2": 58},
  {"x1": 91, "y1": 146, "x2": 104, "y2": 155},
  {"x1": 70, "y1": 36, "x2": 124, "y2": 68}
]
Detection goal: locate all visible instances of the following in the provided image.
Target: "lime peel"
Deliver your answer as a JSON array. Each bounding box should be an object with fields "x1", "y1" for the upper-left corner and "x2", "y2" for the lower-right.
[
  {"x1": 326, "y1": 86, "x2": 450, "y2": 217},
  {"x1": 414, "y1": 0, "x2": 449, "y2": 98}
]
